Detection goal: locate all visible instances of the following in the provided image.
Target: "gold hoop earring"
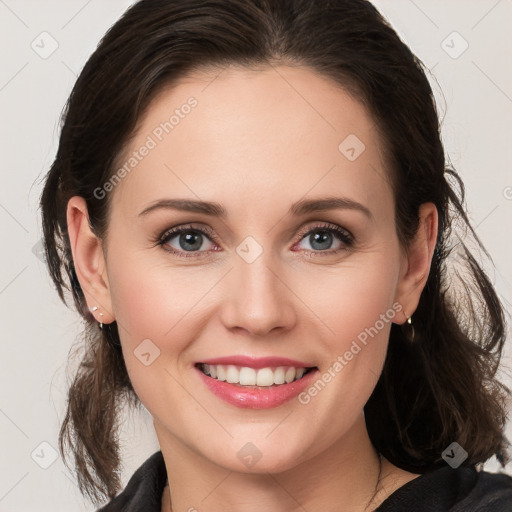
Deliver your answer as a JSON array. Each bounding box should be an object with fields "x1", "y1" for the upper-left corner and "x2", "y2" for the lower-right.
[
  {"x1": 89, "y1": 305, "x2": 104, "y2": 329},
  {"x1": 401, "y1": 314, "x2": 415, "y2": 342}
]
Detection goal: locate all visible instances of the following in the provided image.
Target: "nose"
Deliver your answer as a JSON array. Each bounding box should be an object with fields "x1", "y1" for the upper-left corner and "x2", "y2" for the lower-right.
[{"x1": 219, "y1": 252, "x2": 297, "y2": 337}]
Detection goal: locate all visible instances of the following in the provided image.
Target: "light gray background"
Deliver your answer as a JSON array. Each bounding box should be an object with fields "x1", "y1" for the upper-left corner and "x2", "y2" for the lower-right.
[{"x1": 1, "y1": 0, "x2": 511, "y2": 510}]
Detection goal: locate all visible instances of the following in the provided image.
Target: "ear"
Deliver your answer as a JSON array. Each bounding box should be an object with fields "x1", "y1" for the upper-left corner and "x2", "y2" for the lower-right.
[
  {"x1": 394, "y1": 202, "x2": 438, "y2": 324},
  {"x1": 66, "y1": 196, "x2": 115, "y2": 324}
]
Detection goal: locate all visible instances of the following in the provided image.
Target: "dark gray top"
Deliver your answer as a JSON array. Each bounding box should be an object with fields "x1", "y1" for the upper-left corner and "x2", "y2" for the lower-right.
[{"x1": 98, "y1": 451, "x2": 512, "y2": 511}]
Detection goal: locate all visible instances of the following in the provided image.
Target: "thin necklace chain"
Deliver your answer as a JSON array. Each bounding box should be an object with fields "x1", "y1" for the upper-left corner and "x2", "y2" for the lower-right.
[
  {"x1": 166, "y1": 453, "x2": 383, "y2": 512},
  {"x1": 364, "y1": 452, "x2": 383, "y2": 512}
]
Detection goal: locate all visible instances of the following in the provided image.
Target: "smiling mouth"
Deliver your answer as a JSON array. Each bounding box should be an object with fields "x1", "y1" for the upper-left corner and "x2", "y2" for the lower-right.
[{"x1": 195, "y1": 362, "x2": 317, "y2": 387}]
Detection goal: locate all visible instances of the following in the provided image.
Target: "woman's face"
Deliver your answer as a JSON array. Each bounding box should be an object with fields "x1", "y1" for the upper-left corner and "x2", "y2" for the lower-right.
[{"x1": 94, "y1": 65, "x2": 415, "y2": 472}]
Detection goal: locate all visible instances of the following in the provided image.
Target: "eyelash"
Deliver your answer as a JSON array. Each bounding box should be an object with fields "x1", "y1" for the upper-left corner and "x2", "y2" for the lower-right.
[{"x1": 154, "y1": 222, "x2": 355, "y2": 259}]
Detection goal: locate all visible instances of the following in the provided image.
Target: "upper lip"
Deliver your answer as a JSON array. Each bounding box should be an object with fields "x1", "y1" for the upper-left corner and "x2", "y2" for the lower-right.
[{"x1": 197, "y1": 356, "x2": 316, "y2": 369}]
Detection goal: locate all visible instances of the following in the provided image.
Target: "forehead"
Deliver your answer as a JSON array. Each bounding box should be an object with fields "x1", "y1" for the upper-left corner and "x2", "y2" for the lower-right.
[{"x1": 110, "y1": 64, "x2": 393, "y2": 220}]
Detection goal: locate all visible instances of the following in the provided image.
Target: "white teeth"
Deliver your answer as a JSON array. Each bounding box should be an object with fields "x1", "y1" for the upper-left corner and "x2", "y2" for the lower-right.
[
  {"x1": 239, "y1": 367, "x2": 257, "y2": 385},
  {"x1": 273, "y1": 367, "x2": 285, "y2": 384},
  {"x1": 200, "y1": 364, "x2": 312, "y2": 386},
  {"x1": 285, "y1": 367, "x2": 296, "y2": 383},
  {"x1": 256, "y1": 367, "x2": 274, "y2": 387},
  {"x1": 226, "y1": 365, "x2": 239, "y2": 384},
  {"x1": 216, "y1": 365, "x2": 226, "y2": 382}
]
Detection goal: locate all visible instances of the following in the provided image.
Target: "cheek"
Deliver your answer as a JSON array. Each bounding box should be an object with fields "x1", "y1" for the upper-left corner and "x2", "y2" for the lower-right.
[
  {"x1": 107, "y1": 243, "x2": 400, "y2": 356},
  {"x1": 108, "y1": 253, "x2": 210, "y2": 343},
  {"x1": 292, "y1": 254, "x2": 400, "y2": 342},
  {"x1": 291, "y1": 265, "x2": 399, "y2": 417},
  {"x1": 291, "y1": 252, "x2": 401, "y2": 405},
  {"x1": 105, "y1": 250, "x2": 228, "y2": 392},
  {"x1": 105, "y1": 237, "x2": 400, "y2": 411}
]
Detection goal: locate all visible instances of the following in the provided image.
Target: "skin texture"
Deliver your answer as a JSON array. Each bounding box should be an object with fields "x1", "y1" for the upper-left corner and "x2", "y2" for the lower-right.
[{"x1": 67, "y1": 65, "x2": 438, "y2": 511}]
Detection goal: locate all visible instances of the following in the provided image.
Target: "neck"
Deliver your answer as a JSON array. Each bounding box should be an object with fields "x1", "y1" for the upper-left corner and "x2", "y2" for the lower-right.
[{"x1": 157, "y1": 414, "x2": 393, "y2": 512}]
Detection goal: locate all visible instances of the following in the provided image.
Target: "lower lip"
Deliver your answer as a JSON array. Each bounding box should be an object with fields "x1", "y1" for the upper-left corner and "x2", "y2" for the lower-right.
[{"x1": 195, "y1": 366, "x2": 319, "y2": 409}]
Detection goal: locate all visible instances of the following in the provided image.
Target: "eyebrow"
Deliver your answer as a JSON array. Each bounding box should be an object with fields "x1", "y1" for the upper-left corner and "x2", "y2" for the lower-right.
[{"x1": 138, "y1": 196, "x2": 373, "y2": 220}]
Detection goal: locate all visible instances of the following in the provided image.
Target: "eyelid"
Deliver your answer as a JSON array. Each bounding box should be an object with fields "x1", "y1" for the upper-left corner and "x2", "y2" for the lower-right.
[
  {"x1": 295, "y1": 222, "x2": 353, "y2": 243},
  {"x1": 156, "y1": 221, "x2": 355, "y2": 258},
  {"x1": 158, "y1": 223, "x2": 218, "y2": 244},
  {"x1": 155, "y1": 223, "x2": 220, "y2": 257}
]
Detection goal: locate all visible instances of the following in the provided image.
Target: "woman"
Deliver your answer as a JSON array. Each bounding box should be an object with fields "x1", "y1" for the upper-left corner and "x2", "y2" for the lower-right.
[{"x1": 39, "y1": 0, "x2": 512, "y2": 510}]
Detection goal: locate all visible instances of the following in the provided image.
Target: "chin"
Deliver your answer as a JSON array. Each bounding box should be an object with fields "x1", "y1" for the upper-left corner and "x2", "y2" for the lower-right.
[{"x1": 199, "y1": 438, "x2": 310, "y2": 475}]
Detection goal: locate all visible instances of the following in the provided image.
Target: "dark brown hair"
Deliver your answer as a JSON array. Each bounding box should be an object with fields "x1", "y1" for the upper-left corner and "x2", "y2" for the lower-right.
[{"x1": 39, "y1": 0, "x2": 511, "y2": 504}]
